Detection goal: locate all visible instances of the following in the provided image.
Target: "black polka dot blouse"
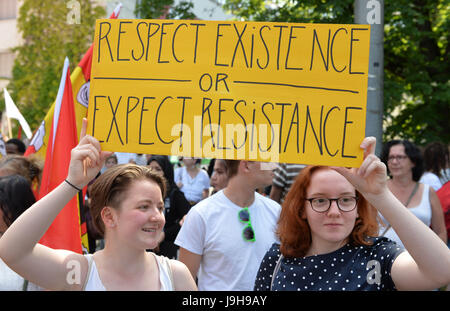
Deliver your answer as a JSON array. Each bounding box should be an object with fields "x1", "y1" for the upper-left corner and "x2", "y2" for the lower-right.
[{"x1": 254, "y1": 237, "x2": 404, "y2": 291}]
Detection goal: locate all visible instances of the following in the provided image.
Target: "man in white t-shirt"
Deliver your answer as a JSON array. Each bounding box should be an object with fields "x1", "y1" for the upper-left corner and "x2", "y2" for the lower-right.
[{"x1": 175, "y1": 160, "x2": 281, "y2": 291}]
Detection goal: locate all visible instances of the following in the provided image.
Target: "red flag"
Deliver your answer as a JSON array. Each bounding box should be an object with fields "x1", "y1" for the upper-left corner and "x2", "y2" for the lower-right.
[{"x1": 38, "y1": 58, "x2": 82, "y2": 253}]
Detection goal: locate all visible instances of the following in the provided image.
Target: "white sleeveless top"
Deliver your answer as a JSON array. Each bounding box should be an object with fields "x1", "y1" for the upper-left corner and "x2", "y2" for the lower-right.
[
  {"x1": 82, "y1": 253, "x2": 174, "y2": 291},
  {"x1": 379, "y1": 183, "x2": 432, "y2": 248}
]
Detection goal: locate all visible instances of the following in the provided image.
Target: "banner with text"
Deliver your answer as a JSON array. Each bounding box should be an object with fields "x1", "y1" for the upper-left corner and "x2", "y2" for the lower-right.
[{"x1": 88, "y1": 19, "x2": 370, "y2": 167}]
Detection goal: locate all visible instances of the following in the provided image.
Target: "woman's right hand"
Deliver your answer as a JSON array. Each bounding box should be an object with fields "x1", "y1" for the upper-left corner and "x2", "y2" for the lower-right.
[
  {"x1": 333, "y1": 137, "x2": 389, "y2": 199},
  {"x1": 66, "y1": 118, "x2": 112, "y2": 189}
]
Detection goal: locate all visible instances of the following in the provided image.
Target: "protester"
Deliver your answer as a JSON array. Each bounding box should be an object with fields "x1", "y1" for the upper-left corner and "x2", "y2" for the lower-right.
[
  {"x1": 174, "y1": 157, "x2": 210, "y2": 206},
  {"x1": 5, "y1": 138, "x2": 26, "y2": 155},
  {"x1": 378, "y1": 140, "x2": 447, "y2": 246},
  {"x1": 0, "y1": 175, "x2": 41, "y2": 290},
  {"x1": 0, "y1": 154, "x2": 43, "y2": 197},
  {"x1": 100, "y1": 153, "x2": 118, "y2": 174},
  {"x1": 175, "y1": 159, "x2": 280, "y2": 290},
  {"x1": 209, "y1": 159, "x2": 229, "y2": 194},
  {"x1": 0, "y1": 119, "x2": 197, "y2": 291},
  {"x1": 270, "y1": 163, "x2": 306, "y2": 203},
  {"x1": 254, "y1": 137, "x2": 450, "y2": 291},
  {"x1": 148, "y1": 155, "x2": 191, "y2": 259},
  {"x1": 420, "y1": 141, "x2": 450, "y2": 191}
]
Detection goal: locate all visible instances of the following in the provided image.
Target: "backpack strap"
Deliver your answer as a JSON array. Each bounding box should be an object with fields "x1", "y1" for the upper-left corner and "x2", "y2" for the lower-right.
[
  {"x1": 270, "y1": 253, "x2": 284, "y2": 291},
  {"x1": 81, "y1": 254, "x2": 94, "y2": 291}
]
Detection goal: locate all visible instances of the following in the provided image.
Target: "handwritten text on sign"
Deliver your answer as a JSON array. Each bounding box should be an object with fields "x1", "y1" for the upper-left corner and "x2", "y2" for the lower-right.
[{"x1": 87, "y1": 19, "x2": 370, "y2": 167}]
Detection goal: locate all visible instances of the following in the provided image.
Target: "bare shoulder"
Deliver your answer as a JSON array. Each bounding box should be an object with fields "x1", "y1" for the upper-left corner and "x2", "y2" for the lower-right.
[{"x1": 168, "y1": 259, "x2": 198, "y2": 291}]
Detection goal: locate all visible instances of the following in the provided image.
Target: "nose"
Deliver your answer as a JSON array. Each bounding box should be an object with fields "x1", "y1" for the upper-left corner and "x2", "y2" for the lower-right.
[
  {"x1": 211, "y1": 172, "x2": 217, "y2": 181},
  {"x1": 149, "y1": 206, "x2": 164, "y2": 221},
  {"x1": 326, "y1": 200, "x2": 341, "y2": 216}
]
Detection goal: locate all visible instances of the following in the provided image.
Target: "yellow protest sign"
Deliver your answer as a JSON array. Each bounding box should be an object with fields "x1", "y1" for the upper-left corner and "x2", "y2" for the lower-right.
[{"x1": 87, "y1": 19, "x2": 370, "y2": 167}]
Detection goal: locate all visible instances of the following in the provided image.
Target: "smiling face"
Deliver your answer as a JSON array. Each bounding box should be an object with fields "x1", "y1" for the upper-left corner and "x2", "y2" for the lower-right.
[
  {"x1": 303, "y1": 168, "x2": 358, "y2": 253},
  {"x1": 107, "y1": 179, "x2": 165, "y2": 250}
]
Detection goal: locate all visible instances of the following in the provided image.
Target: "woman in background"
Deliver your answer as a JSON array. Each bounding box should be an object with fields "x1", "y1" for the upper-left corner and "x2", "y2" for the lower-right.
[
  {"x1": 148, "y1": 155, "x2": 191, "y2": 259},
  {"x1": 379, "y1": 140, "x2": 446, "y2": 247}
]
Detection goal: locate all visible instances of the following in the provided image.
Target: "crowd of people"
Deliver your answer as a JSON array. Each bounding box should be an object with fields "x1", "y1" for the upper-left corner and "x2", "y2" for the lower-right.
[{"x1": 0, "y1": 124, "x2": 449, "y2": 291}]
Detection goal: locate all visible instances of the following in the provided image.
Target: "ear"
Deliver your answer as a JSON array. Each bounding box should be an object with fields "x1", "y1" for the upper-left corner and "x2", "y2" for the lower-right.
[
  {"x1": 101, "y1": 206, "x2": 117, "y2": 229},
  {"x1": 239, "y1": 161, "x2": 251, "y2": 173}
]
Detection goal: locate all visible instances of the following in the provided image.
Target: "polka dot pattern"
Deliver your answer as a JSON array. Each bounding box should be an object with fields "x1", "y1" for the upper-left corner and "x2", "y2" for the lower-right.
[{"x1": 254, "y1": 237, "x2": 404, "y2": 291}]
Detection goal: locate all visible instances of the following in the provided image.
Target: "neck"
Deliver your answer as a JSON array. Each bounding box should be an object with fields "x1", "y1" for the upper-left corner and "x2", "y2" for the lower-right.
[
  {"x1": 223, "y1": 177, "x2": 256, "y2": 207},
  {"x1": 185, "y1": 165, "x2": 198, "y2": 172},
  {"x1": 98, "y1": 236, "x2": 150, "y2": 275},
  {"x1": 306, "y1": 238, "x2": 348, "y2": 257},
  {"x1": 390, "y1": 175, "x2": 415, "y2": 188}
]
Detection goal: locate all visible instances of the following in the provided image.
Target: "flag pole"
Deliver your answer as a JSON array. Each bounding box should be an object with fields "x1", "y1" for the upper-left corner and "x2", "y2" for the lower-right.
[{"x1": 7, "y1": 116, "x2": 12, "y2": 139}]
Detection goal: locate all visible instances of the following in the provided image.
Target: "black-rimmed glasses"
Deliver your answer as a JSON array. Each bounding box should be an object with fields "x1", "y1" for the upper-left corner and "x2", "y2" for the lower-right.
[
  {"x1": 306, "y1": 196, "x2": 358, "y2": 213},
  {"x1": 238, "y1": 207, "x2": 255, "y2": 242}
]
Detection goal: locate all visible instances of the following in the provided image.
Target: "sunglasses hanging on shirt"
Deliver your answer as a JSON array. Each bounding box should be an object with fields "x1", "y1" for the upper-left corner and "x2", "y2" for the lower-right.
[{"x1": 238, "y1": 207, "x2": 255, "y2": 242}]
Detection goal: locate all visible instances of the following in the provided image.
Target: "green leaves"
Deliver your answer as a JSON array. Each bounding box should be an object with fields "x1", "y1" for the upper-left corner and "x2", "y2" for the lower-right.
[{"x1": 3, "y1": 0, "x2": 105, "y2": 137}]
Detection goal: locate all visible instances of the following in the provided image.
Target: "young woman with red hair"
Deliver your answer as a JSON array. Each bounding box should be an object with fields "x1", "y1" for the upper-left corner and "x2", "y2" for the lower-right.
[{"x1": 254, "y1": 137, "x2": 450, "y2": 291}]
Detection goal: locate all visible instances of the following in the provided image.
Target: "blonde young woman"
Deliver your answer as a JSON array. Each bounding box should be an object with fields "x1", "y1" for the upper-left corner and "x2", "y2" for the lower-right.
[{"x1": 0, "y1": 119, "x2": 197, "y2": 291}]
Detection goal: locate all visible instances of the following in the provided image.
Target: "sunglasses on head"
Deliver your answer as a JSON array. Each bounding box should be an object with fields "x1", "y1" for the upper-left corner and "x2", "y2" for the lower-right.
[{"x1": 238, "y1": 207, "x2": 255, "y2": 242}]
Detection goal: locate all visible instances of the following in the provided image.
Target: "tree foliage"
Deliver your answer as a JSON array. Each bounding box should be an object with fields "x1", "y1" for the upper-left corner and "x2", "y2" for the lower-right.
[
  {"x1": 1, "y1": 0, "x2": 104, "y2": 136},
  {"x1": 135, "y1": 0, "x2": 197, "y2": 20},
  {"x1": 222, "y1": 0, "x2": 449, "y2": 145}
]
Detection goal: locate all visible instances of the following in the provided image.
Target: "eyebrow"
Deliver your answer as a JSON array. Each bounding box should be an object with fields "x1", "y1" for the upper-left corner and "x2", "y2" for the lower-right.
[{"x1": 308, "y1": 191, "x2": 356, "y2": 197}]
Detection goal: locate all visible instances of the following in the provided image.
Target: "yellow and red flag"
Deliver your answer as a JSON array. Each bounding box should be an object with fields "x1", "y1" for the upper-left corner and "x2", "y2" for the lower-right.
[
  {"x1": 38, "y1": 58, "x2": 82, "y2": 252},
  {"x1": 25, "y1": 4, "x2": 122, "y2": 253}
]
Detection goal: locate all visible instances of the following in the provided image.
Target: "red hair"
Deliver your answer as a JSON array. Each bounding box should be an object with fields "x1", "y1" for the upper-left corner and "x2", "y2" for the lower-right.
[{"x1": 277, "y1": 166, "x2": 379, "y2": 258}]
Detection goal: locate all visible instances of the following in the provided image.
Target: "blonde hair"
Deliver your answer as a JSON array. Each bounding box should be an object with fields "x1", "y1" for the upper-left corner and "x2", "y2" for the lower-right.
[{"x1": 0, "y1": 155, "x2": 43, "y2": 188}]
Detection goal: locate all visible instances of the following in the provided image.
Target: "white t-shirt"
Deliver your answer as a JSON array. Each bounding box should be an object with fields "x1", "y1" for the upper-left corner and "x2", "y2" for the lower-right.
[
  {"x1": 174, "y1": 167, "x2": 210, "y2": 203},
  {"x1": 175, "y1": 190, "x2": 281, "y2": 291},
  {"x1": 420, "y1": 172, "x2": 442, "y2": 191}
]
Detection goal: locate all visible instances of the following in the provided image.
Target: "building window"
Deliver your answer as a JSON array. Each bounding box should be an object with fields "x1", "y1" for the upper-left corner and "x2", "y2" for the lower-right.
[
  {"x1": 0, "y1": 0, "x2": 17, "y2": 20},
  {"x1": 0, "y1": 52, "x2": 15, "y2": 79}
]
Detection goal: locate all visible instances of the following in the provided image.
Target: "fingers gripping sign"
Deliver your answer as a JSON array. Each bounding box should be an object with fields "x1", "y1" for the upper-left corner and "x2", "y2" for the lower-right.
[{"x1": 67, "y1": 118, "x2": 112, "y2": 189}]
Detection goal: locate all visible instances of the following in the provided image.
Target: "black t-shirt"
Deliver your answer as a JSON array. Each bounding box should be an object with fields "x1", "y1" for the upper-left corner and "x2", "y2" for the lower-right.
[{"x1": 254, "y1": 237, "x2": 404, "y2": 291}]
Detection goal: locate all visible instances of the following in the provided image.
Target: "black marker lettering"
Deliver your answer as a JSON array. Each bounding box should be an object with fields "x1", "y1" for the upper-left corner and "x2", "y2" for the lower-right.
[
  {"x1": 172, "y1": 23, "x2": 187, "y2": 63},
  {"x1": 285, "y1": 26, "x2": 305, "y2": 71},
  {"x1": 215, "y1": 24, "x2": 231, "y2": 67},
  {"x1": 126, "y1": 96, "x2": 140, "y2": 144},
  {"x1": 132, "y1": 22, "x2": 147, "y2": 61},
  {"x1": 117, "y1": 21, "x2": 132, "y2": 61},
  {"x1": 155, "y1": 96, "x2": 174, "y2": 144},
  {"x1": 349, "y1": 28, "x2": 368, "y2": 74},
  {"x1": 106, "y1": 96, "x2": 124, "y2": 145},
  {"x1": 139, "y1": 97, "x2": 154, "y2": 145},
  {"x1": 341, "y1": 107, "x2": 362, "y2": 158},
  {"x1": 158, "y1": 22, "x2": 173, "y2": 64},
  {"x1": 303, "y1": 105, "x2": 323, "y2": 155},
  {"x1": 98, "y1": 21, "x2": 113, "y2": 63}
]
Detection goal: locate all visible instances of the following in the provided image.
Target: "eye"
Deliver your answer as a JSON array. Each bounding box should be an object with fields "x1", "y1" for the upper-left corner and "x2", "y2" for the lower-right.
[
  {"x1": 312, "y1": 198, "x2": 329, "y2": 206},
  {"x1": 138, "y1": 204, "x2": 149, "y2": 210}
]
